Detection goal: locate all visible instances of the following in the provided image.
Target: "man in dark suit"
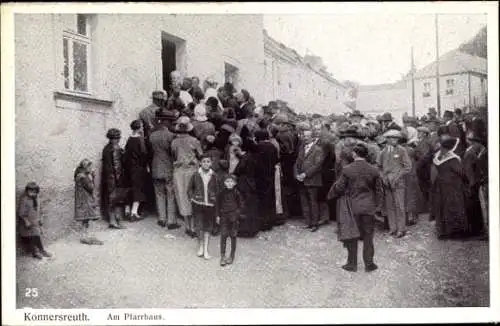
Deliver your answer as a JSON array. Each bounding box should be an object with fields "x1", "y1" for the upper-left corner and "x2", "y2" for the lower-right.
[
  {"x1": 328, "y1": 143, "x2": 383, "y2": 272},
  {"x1": 149, "y1": 110, "x2": 180, "y2": 229},
  {"x1": 294, "y1": 125, "x2": 325, "y2": 232}
]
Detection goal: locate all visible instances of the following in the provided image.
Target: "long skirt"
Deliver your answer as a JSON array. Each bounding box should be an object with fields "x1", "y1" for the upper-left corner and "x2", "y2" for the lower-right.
[
  {"x1": 275, "y1": 164, "x2": 283, "y2": 215},
  {"x1": 173, "y1": 166, "x2": 196, "y2": 217}
]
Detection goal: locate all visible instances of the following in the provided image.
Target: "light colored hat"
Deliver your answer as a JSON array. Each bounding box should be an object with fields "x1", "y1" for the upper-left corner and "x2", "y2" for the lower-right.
[
  {"x1": 417, "y1": 126, "x2": 431, "y2": 134},
  {"x1": 193, "y1": 103, "x2": 208, "y2": 122},
  {"x1": 383, "y1": 129, "x2": 402, "y2": 139},
  {"x1": 228, "y1": 133, "x2": 242, "y2": 144},
  {"x1": 174, "y1": 116, "x2": 193, "y2": 132},
  {"x1": 365, "y1": 119, "x2": 379, "y2": 126}
]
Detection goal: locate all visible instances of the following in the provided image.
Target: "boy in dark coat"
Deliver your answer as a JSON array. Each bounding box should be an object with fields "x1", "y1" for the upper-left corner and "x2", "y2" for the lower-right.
[
  {"x1": 328, "y1": 144, "x2": 383, "y2": 272},
  {"x1": 217, "y1": 174, "x2": 244, "y2": 266},
  {"x1": 188, "y1": 155, "x2": 219, "y2": 259}
]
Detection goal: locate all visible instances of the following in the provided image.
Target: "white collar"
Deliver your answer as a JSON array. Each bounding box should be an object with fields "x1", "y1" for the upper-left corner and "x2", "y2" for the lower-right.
[
  {"x1": 433, "y1": 150, "x2": 461, "y2": 166},
  {"x1": 198, "y1": 168, "x2": 214, "y2": 177}
]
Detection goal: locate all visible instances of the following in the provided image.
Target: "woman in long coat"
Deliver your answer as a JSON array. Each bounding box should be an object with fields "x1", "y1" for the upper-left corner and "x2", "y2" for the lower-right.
[
  {"x1": 75, "y1": 159, "x2": 103, "y2": 245},
  {"x1": 233, "y1": 147, "x2": 260, "y2": 238},
  {"x1": 124, "y1": 120, "x2": 149, "y2": 221},
  {"x1": 430, "y1": 138, "x2": 470, "y2": 239},
  {"x1": 254, "y1": 129, "x2": 279, "y2": 231},
  {"x1": 171, "y1": 116, "x2": 203, "y2": 237},
  {"x1": 101, "y1": 128, "x2": 128, "y2": 228}
]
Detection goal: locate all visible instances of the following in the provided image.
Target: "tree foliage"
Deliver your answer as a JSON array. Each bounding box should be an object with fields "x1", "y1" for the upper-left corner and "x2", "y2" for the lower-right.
[{"x1": 458, "y1": 26, "x2": 487, "y2": 58}]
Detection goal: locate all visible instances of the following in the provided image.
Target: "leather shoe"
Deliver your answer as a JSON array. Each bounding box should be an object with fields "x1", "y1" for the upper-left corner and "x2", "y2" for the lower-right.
[
  {"x1": 158, "y1": 220, "x2": 167, "y2": 227},
  {"x1": 310, "y1": 225, "x2": 320, "y2": 232},
  {"x1": 341, "y1": 264, "x2": 357, "y2": 272},
  {"x1": 365, "y1": 264, "x2": 378, "y2": 272},
  {"x1": 302, "y1": 225, "x2": 313, "y2": 229},
  {"x1": 167, "y1": 223, "x2": 181, "y2": 230}
]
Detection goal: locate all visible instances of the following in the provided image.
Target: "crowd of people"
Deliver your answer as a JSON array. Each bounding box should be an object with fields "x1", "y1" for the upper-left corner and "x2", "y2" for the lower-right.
[{"x1": 17, "y1": 70, "x2": 489, "y2": 272}]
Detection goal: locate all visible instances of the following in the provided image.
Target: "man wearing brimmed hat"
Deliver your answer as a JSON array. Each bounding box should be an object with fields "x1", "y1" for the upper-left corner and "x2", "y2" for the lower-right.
[
  {"x1": 349, "y1": 110, "x2": 364, "y2": 125},
  {"x1": 101, "y1": 128, "x2": 128, "y2": 229},
  {"x1": 378, "y1": 112, "x2": 393, "y2": 133},
  {"x1": 377, "y1": 129, "x2": 412, "y2": 238},
  {"x1": 150, "y1": 110, "x2": 180, "y2": 229},
  {"x1": 334, "y1": 124, "x2": 363, "y2": 176},
  {"x1": 463, "y1": 130, "x2": 487, "y2": 238},
  {"x1": 273, "y1": 113, "x2": 302, "y2": 220},
  {"x1": 139, "y1": 90, "x2": 167, "y2": 141}
]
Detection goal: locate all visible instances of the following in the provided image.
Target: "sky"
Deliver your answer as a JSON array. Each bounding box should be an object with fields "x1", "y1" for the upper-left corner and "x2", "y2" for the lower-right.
[{"x1": 263, "y1": 13, "x2": 487, "y2": 85}]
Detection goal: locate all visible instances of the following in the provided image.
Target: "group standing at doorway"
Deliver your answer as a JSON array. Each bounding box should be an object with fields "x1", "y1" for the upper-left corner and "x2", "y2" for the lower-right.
[{"x1": 18, "y1": 70, "x2": 489, "y2": 273}]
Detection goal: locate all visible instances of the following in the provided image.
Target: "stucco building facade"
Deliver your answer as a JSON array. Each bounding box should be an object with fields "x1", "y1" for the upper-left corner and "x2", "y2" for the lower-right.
[
  {"x1": 15, "y1": 13, "x2": 265, "y2": 241},
  {"x1": 263, "y1": 30, "x2": 348, "y2": 115},
  {"x1": 356, "y1": 49, "x2": 487, "y2": 120}
]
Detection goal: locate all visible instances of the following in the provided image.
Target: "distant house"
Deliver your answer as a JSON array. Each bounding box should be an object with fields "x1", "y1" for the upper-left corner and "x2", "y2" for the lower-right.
[
  {"x1": 413, "y1": 49, "x2": 487, "y2": 116},
  {"x1": 263, "y1": 29, "x2": 349, "y2": 116},
  {"x1": 356, "y1": 80, "x2": 411, "y2": 123},
  {"x1": 356, "y1": 49, "x2": 487, "y2": 120}
]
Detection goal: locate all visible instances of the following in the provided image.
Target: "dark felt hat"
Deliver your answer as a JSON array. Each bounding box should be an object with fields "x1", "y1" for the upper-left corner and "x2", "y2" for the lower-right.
[
  {"x1": 106, "y1": 128, "x2": 121, "y2": 140},
  {"x1": 156, "y1": 109, "x2": 179, "y2": 121},
  {"x1": 379, "y1": 112, "x2": 393, "y2": 122},
  {"x1": 350, "y1": 110, "x2": 364, "y2": 118}
]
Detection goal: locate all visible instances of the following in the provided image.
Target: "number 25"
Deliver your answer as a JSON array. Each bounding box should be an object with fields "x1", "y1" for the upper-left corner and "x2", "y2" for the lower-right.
[{"x1": 25, "y1": 288, "x2": 38, "y2": 297}]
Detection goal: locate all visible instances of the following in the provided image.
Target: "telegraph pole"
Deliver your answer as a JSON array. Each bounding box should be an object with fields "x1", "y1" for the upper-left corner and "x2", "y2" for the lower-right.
[
  {"x1": 435, "y1": 13, "x2": 441, "y2": 117},
  {"x1": 411, "y1": 46, "x2": 416, "y2": 117}
]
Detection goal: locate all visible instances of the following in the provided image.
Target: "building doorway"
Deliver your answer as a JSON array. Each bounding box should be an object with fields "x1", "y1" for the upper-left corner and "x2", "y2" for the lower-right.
[
  {"x1": 161, "y1": 31, "x2": 186, "y2": 94},
  {"x1": 224, "y1": 62, "x2": 240, "y2": 90}
]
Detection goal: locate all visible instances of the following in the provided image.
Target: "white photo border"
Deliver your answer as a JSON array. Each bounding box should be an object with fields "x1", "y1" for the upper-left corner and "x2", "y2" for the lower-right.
[{"x1": 2, "y1": 2, "x2": 499, "y2": 325}]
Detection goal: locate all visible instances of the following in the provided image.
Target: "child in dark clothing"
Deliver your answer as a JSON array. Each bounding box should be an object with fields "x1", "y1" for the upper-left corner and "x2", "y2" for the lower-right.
[
  {"x1": 217, "y1": 174, "x2": 243, "y2": 266},
  {"x1": 18, "y1": 182, "x2": 52, "y2": 259}
]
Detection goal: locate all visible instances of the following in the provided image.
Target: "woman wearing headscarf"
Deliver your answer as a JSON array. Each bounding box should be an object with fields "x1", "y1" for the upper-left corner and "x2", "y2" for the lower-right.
[
  {"x1": 430, "y1": 137, "x2": 470, "y2": 239},
  {"x1": 74, "y1": 159, "x2": 103, "y2": 245},
  {"x1": 124, "y1": 120, "x2": 149, "y2": 221}
]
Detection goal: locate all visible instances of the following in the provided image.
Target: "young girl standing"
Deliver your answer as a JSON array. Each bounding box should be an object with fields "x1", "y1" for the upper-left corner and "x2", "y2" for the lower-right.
[
  {"x1": 75, "y1": 159, "x2": 103, "y2": 245},
  {"x1": 18, "y1": 182, "x2": 52, "y2": 259}
]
